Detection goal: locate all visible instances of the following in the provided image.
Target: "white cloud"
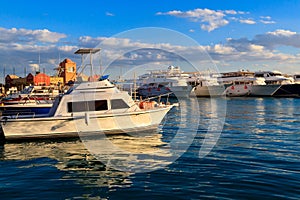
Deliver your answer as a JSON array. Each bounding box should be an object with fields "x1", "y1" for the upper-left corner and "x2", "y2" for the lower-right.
[
  {"x1": 259, "y1": 16, "x2": 276, "y2": 24},
  {"x1": 260, "y1": 20, "x2": 276, "y2": 24},
  {"x1": 105, "y1": 12, "x2": 115, "y2": 17},
  {"x1": 58, "y1": 45, "x2": 78, "y2": 52},
  {"x1": 29, "y1": 63, "x2": 40, "y2": 72},
  {"x1": 249, "y1": 44, "x2": 264, "y2": 52},
  {"x1": 0, "y1": 27, "x2": 66, "y2": 43},
  {"x1": 260, "y1": 16, "x2": 271, "y2": 20},
  {"x1": 227, "y1": 29, "x2": 300, "y2": 50},
  {"x1": 157, "y1": 8, "x2": 230, "y2": 32},
  {"x1": 224, "y1": 10, "x2": 237, "y2": 15},
  {"x1": 267, "y1": 29, "x2": 296, "y2": 36},
  {"x1": 239, "y1": 19, "x2": 256, "y2": 24},
  {"x1": 156, "y1": 8, "x2": 270, "y2": 32}
]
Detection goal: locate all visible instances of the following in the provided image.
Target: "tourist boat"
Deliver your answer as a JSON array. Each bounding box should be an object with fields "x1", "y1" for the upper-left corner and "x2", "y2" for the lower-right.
[
  {"x1": 190, "y1": 73, "x2": 224, "y2": 97},
  {"x1": 250, "y1": 71, "x2": 300, "y2": 97},
  {"x1": 191, "y1": 71, "x2": 253, "y2": 97},
  {"x1": 135, "y1": 66, "x2": 193, "y2": 98},
  {"x1": 0, "y1": 77, "x2": 174, "y2": 140}
]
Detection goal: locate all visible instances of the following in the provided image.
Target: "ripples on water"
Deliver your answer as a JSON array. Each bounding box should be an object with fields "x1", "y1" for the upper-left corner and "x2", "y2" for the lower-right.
[{"x1": 1, "y1": 98, "x2": 300, "y2": 199}]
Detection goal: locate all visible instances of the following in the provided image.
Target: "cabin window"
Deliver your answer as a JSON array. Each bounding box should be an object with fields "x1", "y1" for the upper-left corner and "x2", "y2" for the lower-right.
[
  {"x1": 67, "y1": 100, "x2": 108, "y2": 112},
  {"x1": 111, "y1": 99, "x2": 130, "y2": 109},
  {"x1": 255, "y1": 74, "x2": 264, "y2": 77}
]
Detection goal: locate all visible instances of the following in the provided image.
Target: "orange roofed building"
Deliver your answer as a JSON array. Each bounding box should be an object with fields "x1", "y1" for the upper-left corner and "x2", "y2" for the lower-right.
[
  {"x1": 34, "y1": 72, "x2": 50, "y2": 86},
  {"x1": 57, "y1": 58, "x2": 77, "y2": 84}
]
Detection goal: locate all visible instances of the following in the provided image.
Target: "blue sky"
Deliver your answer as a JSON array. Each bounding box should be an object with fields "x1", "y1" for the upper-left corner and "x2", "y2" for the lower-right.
[{"x1": 1, "y1": 0, "x2": 300, "y2": 81}]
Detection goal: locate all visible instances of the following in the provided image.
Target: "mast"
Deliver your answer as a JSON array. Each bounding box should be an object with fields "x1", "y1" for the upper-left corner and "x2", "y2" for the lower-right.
[{"x1": 74, "y1": 48, "x2": 101, "y2": 81}]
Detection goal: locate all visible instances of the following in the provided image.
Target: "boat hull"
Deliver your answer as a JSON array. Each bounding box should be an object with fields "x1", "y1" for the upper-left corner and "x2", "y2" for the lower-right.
[
  {"x1": 0, "y1": 106, "x2": 172, "y2": 141},
  {"x1": 272, "y1": 84, "x2": 300, "y2": 97},
  {"x1": 249, "y1": 85, "x2": 281, "y2": 96},
  {"x1": 190, "y1": 85, "x2": 225, "y2": 97}
]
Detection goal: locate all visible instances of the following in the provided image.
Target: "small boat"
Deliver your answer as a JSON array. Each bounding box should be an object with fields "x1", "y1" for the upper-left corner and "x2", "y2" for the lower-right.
[
  {"x1": 1, "y1": 85, "x2": 58, "y2": 105},
  {"x1": 0, "y1": 85, "x2": 58, "y2": 115},
  {"x1": 0, "y1": 77, "x2": 174, "y2": 141},
  {"x1": 0, "y1": 102, "x2": 53, "y2": 117}
]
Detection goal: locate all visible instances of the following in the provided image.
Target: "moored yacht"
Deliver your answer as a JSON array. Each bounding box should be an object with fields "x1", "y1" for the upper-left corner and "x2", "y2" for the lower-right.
[
  {"x1": 191, "y1": 71, "x2": 253, "y2": 97},
  {"x1": 190, "y1": 73, "x2": 224, "y2": 97},
  {"x1": 250, "y1": 71, "x2": 299, "y2": 97},
  {"x1": 0, "y1": 48, "x2": 174, "y2": 141},
  {"x1": 0, "y1": 76, "x2": 174, "y2": 141},
  {"x1": 136, "y1": 66, "x2": 193, "y2": 98}
]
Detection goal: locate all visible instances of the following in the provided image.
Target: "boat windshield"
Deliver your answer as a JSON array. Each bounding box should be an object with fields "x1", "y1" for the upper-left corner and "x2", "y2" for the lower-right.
[{"x1": 65, "y1": 87, "x2": 74, "y2": 94}]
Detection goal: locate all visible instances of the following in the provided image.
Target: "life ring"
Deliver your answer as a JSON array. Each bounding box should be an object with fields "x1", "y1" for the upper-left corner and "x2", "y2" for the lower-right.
[
  {"x1": 231, "y1": 85, "x2": 235, "y2": 90},
  {"x1": 244, "y1": 85, "x2": 248, "y2": 89}
]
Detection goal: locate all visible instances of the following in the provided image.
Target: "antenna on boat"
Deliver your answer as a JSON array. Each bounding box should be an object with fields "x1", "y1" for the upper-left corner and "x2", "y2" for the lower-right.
[
  {"x1": 3, "y1": 64, "x2": 5, "y2": 84},
  {"x1": 133, "y1": 72, "x2": 137, "y2": 101},
  {"x1": 38, "y1": 50, "x2": 41, "y2": 73},
  {"x1": 74, "y1": 48, "x2": 101, "y2": 81}
]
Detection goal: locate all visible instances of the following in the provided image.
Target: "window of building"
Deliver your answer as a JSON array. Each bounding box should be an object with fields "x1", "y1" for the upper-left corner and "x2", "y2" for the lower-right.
[{"x1": 67, "y1": 67, "x2": 74, "y2": 72}]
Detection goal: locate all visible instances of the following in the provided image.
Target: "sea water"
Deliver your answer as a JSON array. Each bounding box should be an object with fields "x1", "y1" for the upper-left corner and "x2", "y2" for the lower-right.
[{"x1": 0, "y1": 97, "x2": 300, "y2": 199}]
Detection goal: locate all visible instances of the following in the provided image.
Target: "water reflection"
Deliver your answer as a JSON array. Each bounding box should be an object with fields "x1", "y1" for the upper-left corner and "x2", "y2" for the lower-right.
[{"x1": 0, "y1": 131, "x2": 171, "y2": 189}]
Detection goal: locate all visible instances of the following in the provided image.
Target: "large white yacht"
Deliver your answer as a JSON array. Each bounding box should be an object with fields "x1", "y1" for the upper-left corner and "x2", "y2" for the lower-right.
[
  {"x1": 136, "y1": 66, "x2": 193, "y2": 98},
  {"x1": 190, "y1": 73, "x2": 224, "y2": 97},
  {"x1": 250, "y1": 71, "x2": 297, "y2": 96},
  {"x1": 191, "y1": 71, "x2": 253, "y2": 97}
]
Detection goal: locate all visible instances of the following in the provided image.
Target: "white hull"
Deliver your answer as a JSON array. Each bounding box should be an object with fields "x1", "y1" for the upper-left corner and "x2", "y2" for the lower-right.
[
  {"x1": 190, "y1": 85, "x2": 225, "y2": 97},
  {"x1": 1, "y1": 106, "x2": 171, "y2": 140},
  {"x1": 225, "y1": 84, "x2": 251, "y2": 97},
  {"x1": 250, "y1": 85, "x2": 281, "y2": 96}
]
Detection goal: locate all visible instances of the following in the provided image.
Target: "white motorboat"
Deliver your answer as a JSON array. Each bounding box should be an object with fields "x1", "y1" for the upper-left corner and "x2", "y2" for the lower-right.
[
  {"x1": 190, "y1": 73, "x2": 225, "y2": 97},
  {"x1": 250, "y1": 71, "x2": 296, "y2": 96},
  {"x1": 0, "y1": 77, "x2": 173, "y2": 141},
  {"x1": 1, "y1": 85, "x2": 59, "y2": 105},
  {"x1": 191, "y1": 71, "x2": 253, "y2": 97},
  {"x1": 135, "y1": 66, "x2": 193, "y2": 98}
]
